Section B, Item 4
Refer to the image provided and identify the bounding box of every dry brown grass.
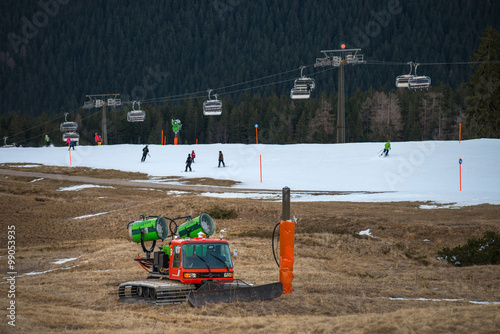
[0,167,499,333]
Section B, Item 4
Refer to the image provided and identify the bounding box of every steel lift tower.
[83,94,121,145]
[315,45,364,143]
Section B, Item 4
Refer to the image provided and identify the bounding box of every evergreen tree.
[464,26,500,138]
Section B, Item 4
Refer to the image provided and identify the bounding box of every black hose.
[168,218,178,237]
[140,233,156,256]
[164,216,191,237]
[272,222,281,268]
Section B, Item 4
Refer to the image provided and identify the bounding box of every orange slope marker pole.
[161,130,164,145]
[459,123,461,144]
[259,154,262,183]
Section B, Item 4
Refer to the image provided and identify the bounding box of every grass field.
[0,165,499,333]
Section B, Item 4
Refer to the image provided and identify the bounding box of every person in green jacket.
[44,135,51,147]
[382,140,391,157]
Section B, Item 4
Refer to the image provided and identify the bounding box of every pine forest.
[1,0,499,146]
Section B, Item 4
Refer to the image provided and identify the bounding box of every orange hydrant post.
[279,220,295,294]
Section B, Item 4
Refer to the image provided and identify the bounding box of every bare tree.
[419,91,441,140]
[364,91,402,141]
[307,98,334,142]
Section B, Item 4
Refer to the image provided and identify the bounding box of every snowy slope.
[1,139,499,206]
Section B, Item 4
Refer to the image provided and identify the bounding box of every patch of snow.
[29,177,44,182]
[57,184,114,191]
[73,211,110,220]
[52,257,79,264]
[201,191,279,200]
[358,229,377,238]
[382,296,500,305]
[19,265,79,277]
[17,164,40,168]
[419,203,461,209]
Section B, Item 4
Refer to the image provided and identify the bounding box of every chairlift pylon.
[127,101,146,122]
[60,113,78,132]
[203,89,222,116]
[290,66,315,100]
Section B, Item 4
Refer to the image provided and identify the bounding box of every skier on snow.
[66,136,75,150]
[382,140,391,157]
[191,150,196,163]
[185,153,193,172]
[141,145,149,162]
[218,151,225,167]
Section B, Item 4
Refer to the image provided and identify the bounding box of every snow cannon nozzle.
[177,213,215,239]
[128,216,169,243]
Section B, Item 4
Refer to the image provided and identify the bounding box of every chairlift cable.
[3,105,81,143]
[134,63,320,105]
[365,59,500,66]
[6,58,494,144]
[217,65,335,97]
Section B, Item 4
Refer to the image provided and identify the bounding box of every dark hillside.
[1,0,498,116]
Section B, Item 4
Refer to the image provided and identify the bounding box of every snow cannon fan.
[127,216,169,254]
[176,213,215,239]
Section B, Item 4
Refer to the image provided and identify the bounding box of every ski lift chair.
[290,66,315,100]
[294,77,316,91]
[3,136,16,148]
[408,76,431,90]
[290,88,311,99]
[315,57,331,67]
[408,64,431,90]
[108,98,122,107]
[203,90,222,116]
[62,131,80,143]
[60,113,78,132]
[127,101,146,122]
[331,56,341,66]
[83,101,95,109]
[395,62,414,88]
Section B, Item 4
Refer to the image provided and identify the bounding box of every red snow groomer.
[118,214,283,306]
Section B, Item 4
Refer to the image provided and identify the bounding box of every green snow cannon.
[172,119,182,133]
[128,216,169,243]
[177,213,215,239]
